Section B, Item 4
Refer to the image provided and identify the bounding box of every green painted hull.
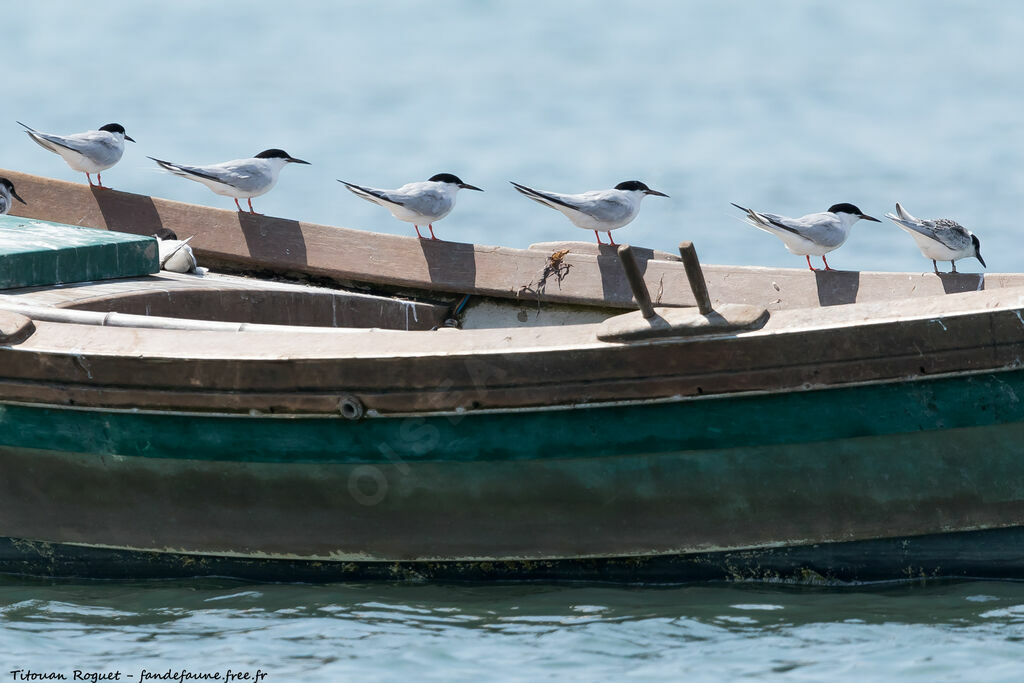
[1,369,1023,580]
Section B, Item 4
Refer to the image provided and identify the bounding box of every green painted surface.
[0,369,1021,464]
[0,214,158,289]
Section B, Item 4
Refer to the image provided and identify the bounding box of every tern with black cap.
[509,180,668,245]
[885,202,985,274]
[338,173,483,240]
[149,149,310,214]
[731,202,881,271]
[18,121,135,189]
[0,178,26,215]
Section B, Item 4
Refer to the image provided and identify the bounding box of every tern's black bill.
[124,135,136,143]
[860,214,881,222]
[11,188,26,204]
[288,157,311,165]
[645,189,669,197]
[458,183,483,191]
[977,253,987,268]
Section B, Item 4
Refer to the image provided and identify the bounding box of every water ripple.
[4,578,1024,679]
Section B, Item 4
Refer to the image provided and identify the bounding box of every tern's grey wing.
[510,183,577,211]
[394,187,451,217]
[50,130,121,165]
[569,194,634,223]
[157,159,266,193]
[150,157,256,192]
[24,130,78,154]
[340,181,408,208]
[207,160,272,193]
[151,158,226,183]
[920,218,972,251]
[514,184,633,223]
[770,212,846,248]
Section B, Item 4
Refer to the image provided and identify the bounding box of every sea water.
[3,1,1024,679]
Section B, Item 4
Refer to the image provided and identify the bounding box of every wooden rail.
[3,169,1020,311]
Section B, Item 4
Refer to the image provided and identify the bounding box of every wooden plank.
[5,169,1023,310]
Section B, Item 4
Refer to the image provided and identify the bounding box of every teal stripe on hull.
[0,369,1022,464]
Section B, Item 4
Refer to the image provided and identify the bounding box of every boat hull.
[3,526,1023,583]
[2,369,1024,580]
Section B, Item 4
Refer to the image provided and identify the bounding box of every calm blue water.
[3,577,1024,681]
[5,1,1024,678]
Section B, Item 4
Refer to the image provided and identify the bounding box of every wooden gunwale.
[1,286,1023,413]
[3,169,1019,312]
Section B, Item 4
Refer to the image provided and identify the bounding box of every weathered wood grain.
[4,169,1023,310]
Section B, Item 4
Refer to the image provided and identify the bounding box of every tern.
[338,173,483,240]
[149,149,310,214]
[509,180,668,245]
[0,178,26,215]
[18,121,135,189]
[156,234,198,274]
[885,202,985,274]
[731,202,881,271]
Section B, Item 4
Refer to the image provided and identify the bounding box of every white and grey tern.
[731,202,881,271]
[338,173,483,240]
[149,149,310,214]
[18,121,134,189]
[0,178,26,215]
[510,180,668,245]
[885,202,985,274]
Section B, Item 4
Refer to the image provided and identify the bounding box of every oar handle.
[616,245,656,319]
[678,241,713,315]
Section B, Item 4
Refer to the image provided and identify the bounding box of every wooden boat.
[2,169,1024,583]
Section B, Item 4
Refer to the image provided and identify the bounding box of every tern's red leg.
[822,255,834,271]
[932,260,940,275]
[607,231,617,246]
[247,198,262,215]
[414,225,425,239]
[96,173,105,189]
[234,198,244,212]
[805,255,818,271]
[428,224,439,241]
[594,230,605,245]
[86,173,95,187]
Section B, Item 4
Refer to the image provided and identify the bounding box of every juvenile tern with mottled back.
[149,149,310,214]
[510,180,668,245]
[0,178,26,215]
[731,202,880,271]
[885,202,985,274]
[18,121,134,188]
[338,173,483,240]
